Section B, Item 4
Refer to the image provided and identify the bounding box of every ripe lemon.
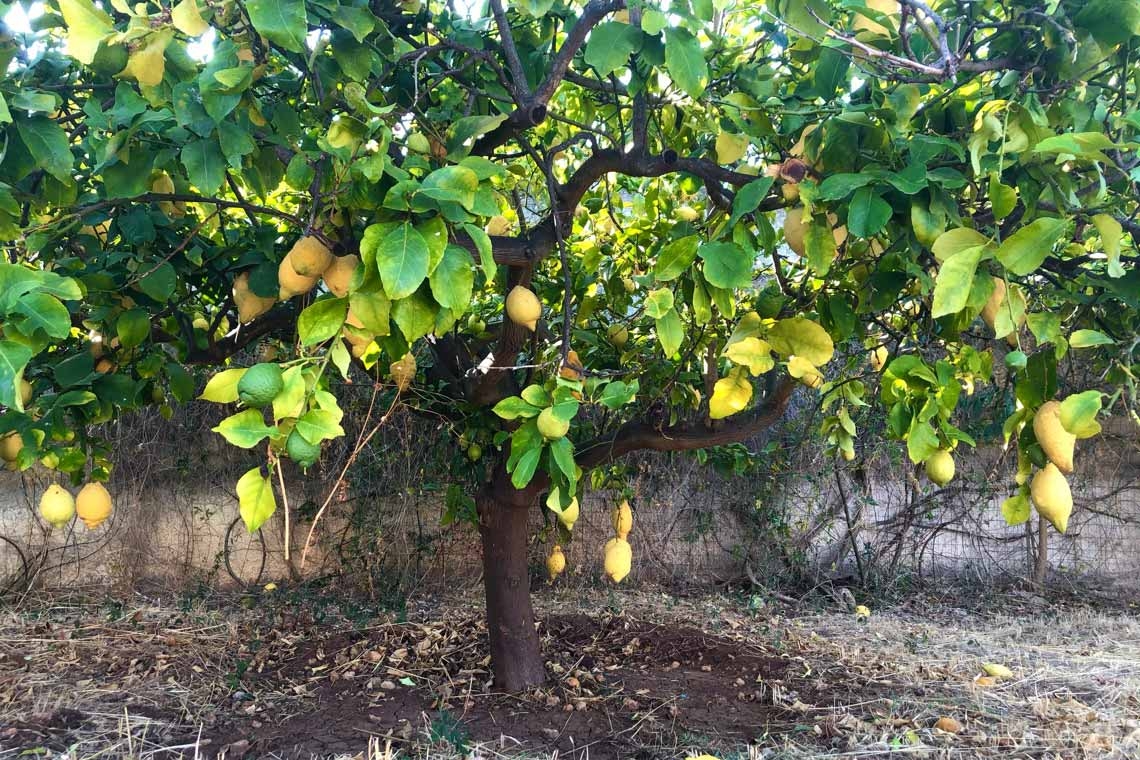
[287,236,333,277]
[233,271,276,323]
[612,500,633,538]
[505,286,541,331]
[556,497,579,530]
[40,484,75,529]
[546,545,566,579]
[322,254,359,298]
[1033,400,1075,474]
[237,363,284,408]
[278,255,318,300]
[603,537,632,583]
[980,277,1006,333]
[925,449,955,486]
[0,431,22,462]
[76,482,113,529]
[1031,463,1072,532]
[783,207,807,256]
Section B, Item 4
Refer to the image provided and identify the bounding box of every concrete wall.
[1,409,1137,594]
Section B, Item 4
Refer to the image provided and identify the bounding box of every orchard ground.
[2,582,1139,759]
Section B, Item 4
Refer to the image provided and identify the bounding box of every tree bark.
[477,472,546,691]
[1033,515,1049,586]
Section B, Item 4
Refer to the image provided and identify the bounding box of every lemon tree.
[2,0,1138,689]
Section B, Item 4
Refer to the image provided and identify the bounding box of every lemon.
[603,537,632,583]
[322,254,359,298]
[1033,400,1075,474]
[556,497,579,530]
[612,500,633,539]
[536,407,569,440]
[925,449,955,486]
[505,286,541,331]
[980,276,1006,333]
[1031,462,1072,533]
[19,379,32,407]
[0,432,22,462]
[278,255,319,300]
[783,207,807,256]
[237,363,284,408]
[76,482,113,529]
[40,484,76,529]
[607,324,629,348]
[546,545,566,580]
[286,429,321,468]
[287,236,334,277]
[233,271,276,323]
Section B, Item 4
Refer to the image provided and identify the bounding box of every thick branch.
[576,378,797,470]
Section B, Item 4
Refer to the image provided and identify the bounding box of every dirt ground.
[2,582,1139,759]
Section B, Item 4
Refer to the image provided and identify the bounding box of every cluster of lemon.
[233,235,359,324]
[39,482,113,531]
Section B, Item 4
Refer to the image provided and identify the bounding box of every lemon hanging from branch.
[505,286,541,331]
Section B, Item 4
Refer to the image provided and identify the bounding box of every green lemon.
[237,363,284,408]
[286,429,321,468]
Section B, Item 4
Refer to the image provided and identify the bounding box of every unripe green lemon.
[537,407,569,440]
[286,429,321,468]
[237,363,284,408]
[925,449,955,486]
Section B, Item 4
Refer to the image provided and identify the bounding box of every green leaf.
[847,186,892,238]
[58,0,114,64]
[728,177,774,228]
[418,165,479,210]
[116,309,151,349]
[390,290,436,342]
[15,116,72,183]
[137,261,177,302]
[493,396,541,420]
[181,138,226,195]
[906,420,940,464]
[348,287,391,336]
[598,379,638,410]
[376,223,430,300]
[812,45,850,100]
[1001,493,1031,526]
[1091,214,1125,278]
[236,467,277,532]
[511,446,542,489]
[1075,0,1140,46]
[199,368,246,403]
[15,293,71,339]
[271,366,306,420]
[996,218,1066,276]
[1069,329,1114,348]
[548,436,576,483]
[817,173,874,201]
[294,409,345,444]
[0,340,33,410]
[654,235,699,281]
[429,245,474,313]
[213,409,276,448]
[804,220,838,276]
[1026,312,1062,346]
[931,227,989,263]
[1059,390,1103,438]
[988,173,1017,220]
[699,241,752,289]
[664,28,708,99]
[246,0,308,53]
[462,223,496,285]
[584,21,641,76]
[644,288,675,319]
[932,246,984,318]
[298,297,348,346]
[656,307,684,357]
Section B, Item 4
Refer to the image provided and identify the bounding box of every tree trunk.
[477,474,546,691]
[1033,515,1049,586]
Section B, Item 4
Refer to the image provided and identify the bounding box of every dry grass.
[2,584,1138,759]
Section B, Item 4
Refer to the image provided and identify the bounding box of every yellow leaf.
[715,131,749,164]
[58,0,114,64]
[171,0,210,37]
[982,663,1013,679]
[767,317,834,366]
[786,355,823,388]
[724,337,774,376]
[121,29,174,88]
[724,311,764,348]
[709,368,752,419]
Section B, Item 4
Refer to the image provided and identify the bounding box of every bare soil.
[2,585,1139,759]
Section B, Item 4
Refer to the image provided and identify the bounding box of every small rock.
[622,697,640,711]
[935,716,963,734]
[541,727,560,740]
[223,739,250,758]
[364,650,383,663]
[380,680,397,691]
